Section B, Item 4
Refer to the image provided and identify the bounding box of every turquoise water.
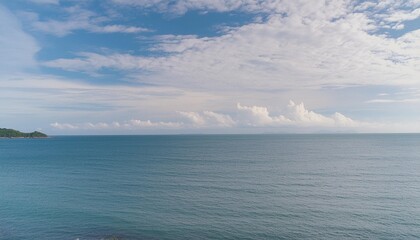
[1,134,420,239]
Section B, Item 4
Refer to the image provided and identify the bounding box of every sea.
[1,134,420,239]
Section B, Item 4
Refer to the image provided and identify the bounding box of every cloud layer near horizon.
[50,100,382,132]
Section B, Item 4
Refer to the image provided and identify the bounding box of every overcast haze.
[1,0,419,134]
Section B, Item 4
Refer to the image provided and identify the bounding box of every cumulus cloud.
[51,100,370,131]
[236,101,359,128]
[236,103,291,126]
[178,111,236,127]
[50,122,78,130]
[286,101,333,124]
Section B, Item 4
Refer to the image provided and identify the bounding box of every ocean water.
[1,134,420,239]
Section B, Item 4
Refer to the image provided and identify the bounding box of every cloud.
[27,6,150,36]
[358,1,420,29]
[43,52,149,72]
[366,88,420,103]
[128,119,182,128]
[0,5,39,74]
[236,101,359,128]
[109,0,356,18]
[111,0,420,30]
[236,103,291,126]
[44,1,420,90]
[287,101,335,125]
[50,122,78,130]
[178,111,236,127]
[94,24,149,33]
[177,111,206,125]
[366,98,420,103]
[29,0,59,4]
[51,100,369,131]
[0,72,226,132]
[110,0,255,15]
[51,119,182,130]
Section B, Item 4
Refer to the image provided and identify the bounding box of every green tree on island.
[0,128,47,138]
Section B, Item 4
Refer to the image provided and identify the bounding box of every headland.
[0,128,48,138]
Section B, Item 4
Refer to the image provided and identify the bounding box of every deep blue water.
[1,134,420,239]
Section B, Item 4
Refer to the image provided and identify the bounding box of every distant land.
[0,128,48,138]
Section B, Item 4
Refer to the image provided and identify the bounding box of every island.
[0,128,48,138]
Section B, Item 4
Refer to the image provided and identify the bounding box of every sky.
[0,0,419,135]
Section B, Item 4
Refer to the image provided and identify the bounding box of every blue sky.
[0,0,419,134]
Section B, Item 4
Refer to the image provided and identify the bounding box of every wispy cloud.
[51,119,182,130]
[24,6,150,36]
[367,98,420,103]
[43,1,420,90]
[0,5,39,74]
[29,0,59,5]
[359,1,420,29]
[110,0,255,15]
[367,88,420,103]
[111,0,420,31]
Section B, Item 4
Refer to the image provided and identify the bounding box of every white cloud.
[51,119,182,130]
[178,111,235,127]
[0,5,39,74]
[110,0,420,28]
[44,1,420,90]
[367,98,420,103]
[286,101,332,124]
[237,103,291,126]
[236,101,360,128]
[366,88,420,103]
[178,111,206,125]
[110,0,255,15]
[360,1,420,29]
[43,52,148,72]
[203,111,236,127]
[110,0,354,18]
[50,122,78,130]
[51,100,375,131]
[385,8,420,23]
[94,24,149,33]
[0,72,225,131]
[29,0,59,4]
[127,119,182,128]
[27,6,150,36]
